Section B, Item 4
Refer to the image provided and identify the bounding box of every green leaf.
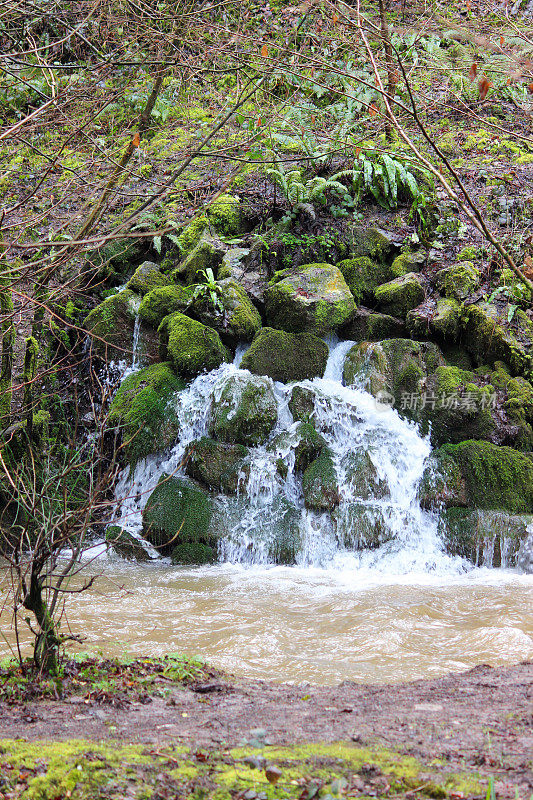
[153,236,162,254]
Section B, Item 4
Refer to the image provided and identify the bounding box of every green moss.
[158,312,230,377]
[460,302,532,376]
[348,225,394,262]
[193,278,262,345]
[171,541,217,564]
[457,246,481,262]
[126,260,173,295]
[374,273,425,317]
[240,328,329,383]
[390,251,421,277]
[206,194,244,236]
[437,261,480,301]
[83,289,139,358]
[302,448,339,510]
[438,507,530,566]
[139,284,194,328]
[438,440,533,514]
[105,526,152,561]
[336,256,393,303]
[210,373,278,446]
[176,237,224,284]
[185,437,248,493]
[85,238,146,283]
[176,215,208,256]
[108,362,185,467]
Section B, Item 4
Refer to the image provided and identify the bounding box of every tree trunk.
[23,574,60,674]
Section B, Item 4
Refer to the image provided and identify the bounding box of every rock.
[85,238,147,284]
[158,312,230,377]
[374,273,425,318]
[185,437,248,494]
[210,373,277,446]
[207,194,245,236]
[174,233,226,284]
[336,257,393,304]
[342,450,388,500]
[433,440,533,515]
[142,476,217,564]
[288,385,317,423]
[105,526,154,561]
[334,504,394,549]
[218,247,250,280]
[269,422,327,472]
[437,261,481,301]
[108,362,185,467]
[240,328,328,383]
[302,448,339,510]
[438,508,532,566]
[460,301,532,376]
[492,364,533,450]
[84,289,158,362]
[390,250,425,276]
[347,225,395,262]
[418,451,469,509]
[139,284,194,328]
[407,298,461,342]
[517,525,533,573]
[341,308,406,341]
[343,341,391,396]
[127,261,172,295]
[264,263,355,335]
[192,278,262,345]
[176,216,209,257]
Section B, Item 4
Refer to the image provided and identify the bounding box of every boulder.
[85,237,147,284]
[84,289,158,362]
[240,328,328,383]
[341,307,406,341]
[302,448,339,510]
[374,273,425,317]
[342,450,388,500]
[407,298,461,342]
[460,301,532,376]
[176,216,208,257]
[347,225,395,262]
[264,263,355,335]
[269,422,327,472]
[105,526,154,561]
[334,504,394,550]
[158,312,230,377]
[108,362,185,467]
[210,373,277,446]
[174,233,225,284]
[139,284,194,328]
[437,261,481,301]
[438,508,532,567]
[218,247,250,280]
[336,257,393,304]
[185,437,248,494]
[390,250,425,276]
[127,261,172,295]
[142,476,218,564]
[207,194,245,236]
[192,278,262,345]
[288,385,317,423]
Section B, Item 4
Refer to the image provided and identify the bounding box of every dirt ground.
[1,661,531,797]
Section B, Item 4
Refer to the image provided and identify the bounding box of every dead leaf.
[469,62,478,81]
[261,44,268,58]
[132,132,140,147]
[478,77,492,100]
[265,766,282,784]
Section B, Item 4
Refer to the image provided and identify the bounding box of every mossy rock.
[142,476,217,561]
[176,215,208,256]
[185,437,248,494]
[171,541,217,565]
[460,301,532,377]
[437,261,481,301]
[407,298,461,342]
[240,328,328,383]
[374,273,425,318]
[218,247,250,280]
[158,312,230,377]
[105,526,153,561]
[269,421,327,473]
[347,225,395,262]
[497,268,532,307]
[174,235,225,284]
[192,278,262,345]
[84,289,157,362]
[342,450,388,500]
[334,504,394,550]
[302,448,339,510]
[85,238,147,284]
[435,440,533,514]
[264,263,355,335]
[207,194,244,237]
[139,284,194,328]
[336,257,393,304]
[496,367,533,449]
[288,385,317,423]
[341,307,406,341]
[418,451,469,510]
[108,362,185,467]
[343,341,391,396]
[210,373,278,446]
[390,250,425,277]
[127,261,173,296]
[438,508,531,566]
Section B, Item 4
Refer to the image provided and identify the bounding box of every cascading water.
[113,339,469,576]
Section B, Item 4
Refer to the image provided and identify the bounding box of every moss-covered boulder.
[142,476,217,564]
[176,216,208,257]
[390,250,425,277]
[302,448,339,510]
[460,301,532,376]
[218,247,250,280]
[431,441,533,515]
[84,289,158,361]
[491,363,533,449]
[336,257,393,304]
[108,362,185,467]
[342,450,388,500]
[334,504,394,550]
[185,437,248,494]
[105,526,154,561]
[288,385,317,423]
[85,238,147,284]
[174,234,225,284]
[341,307,406,341]
[240,328,328,383]
[207,194,244,236]
[347,225,395,262]
[158,312,230,377]
[407,298,461,342]
[374,273,425,317]
[192,278,261,346]
[438,508,531,567]
[210,373,277,446]
[264,263,355,335]
[269,421,326,473]
[127,261,172,296]
[437,261,481,301]
[139,284,194,328]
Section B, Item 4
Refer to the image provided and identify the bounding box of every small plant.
[188,268,225,315]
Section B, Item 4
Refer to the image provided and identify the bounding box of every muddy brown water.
[1,558,532,685]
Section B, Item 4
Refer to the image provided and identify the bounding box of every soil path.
[1,662,532,795]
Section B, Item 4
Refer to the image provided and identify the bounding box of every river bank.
[0,658,531,799]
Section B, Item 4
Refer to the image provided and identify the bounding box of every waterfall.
[113,340,469,576]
